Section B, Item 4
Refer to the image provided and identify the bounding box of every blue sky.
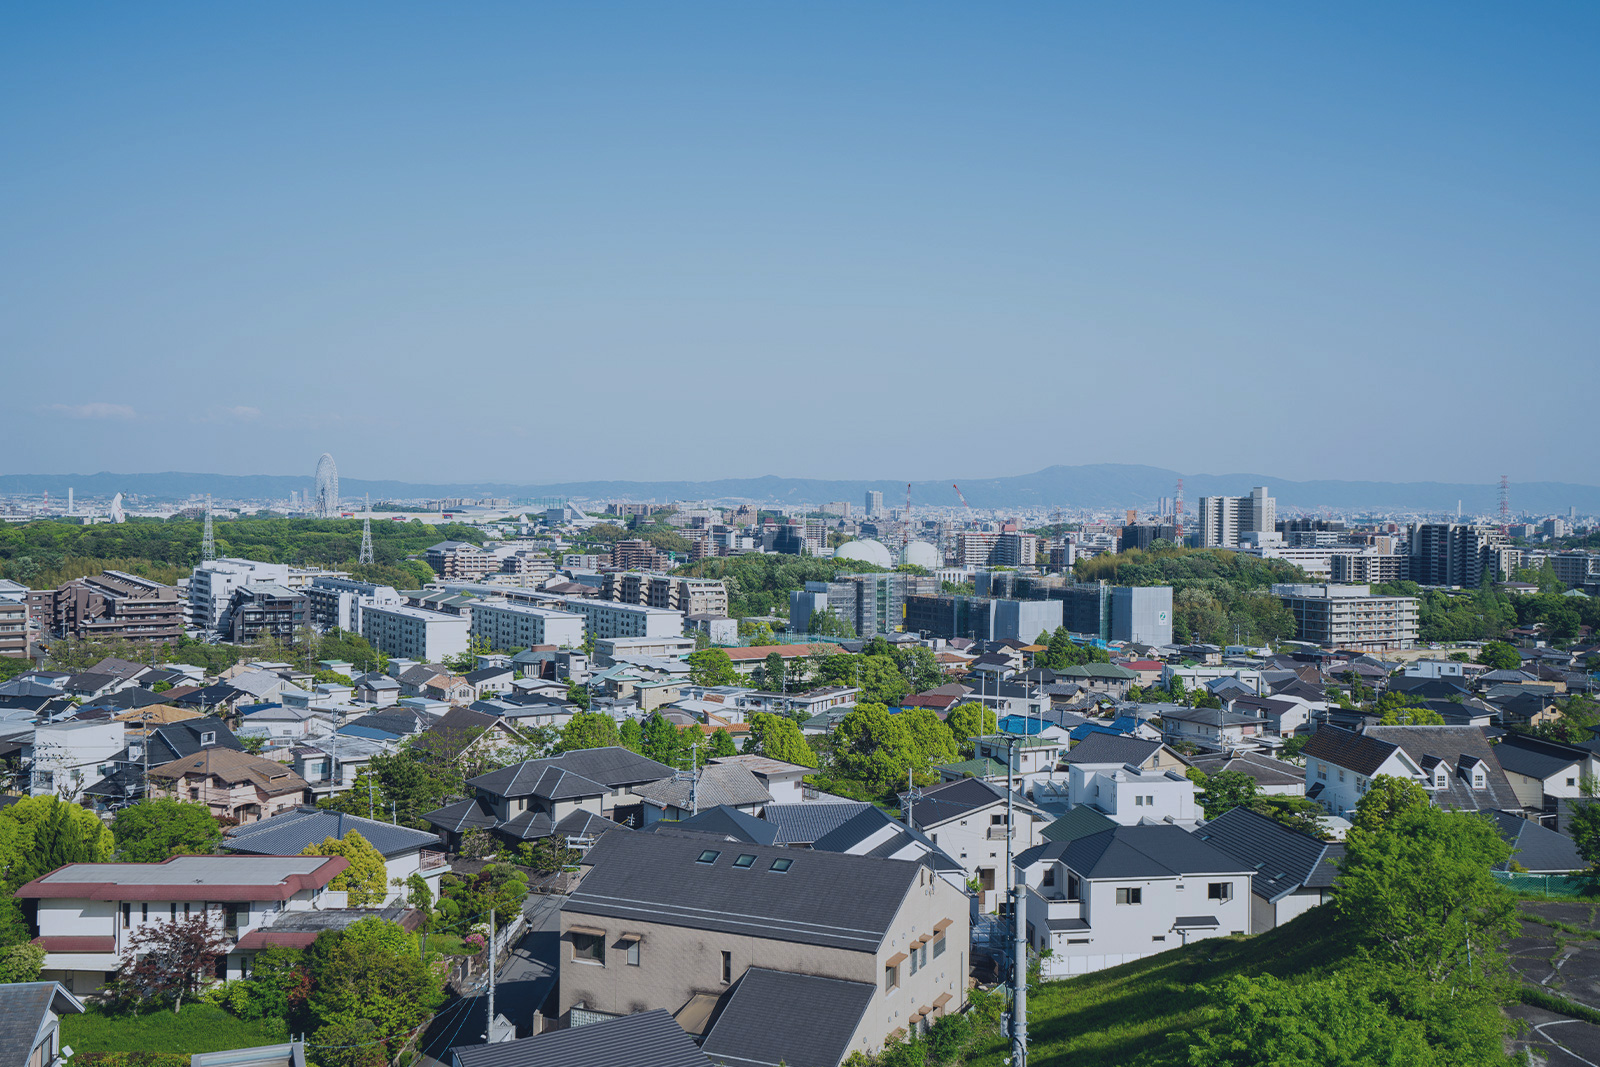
[3,3,1596,486]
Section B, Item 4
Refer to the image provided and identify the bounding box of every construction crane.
[953,483,974,517]
[905,483,912,517]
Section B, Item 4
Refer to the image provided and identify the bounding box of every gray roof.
[700,968,876,1067]
[1486,811,1585,873]
[0,982,82,1067]
[467,747,672,798]
[1186,751,1306,791]
[1493,735,1586,783]
[810,805,965,875]
[657,805,780,846]
[1038,806,1118,844]
[224,807,441,858]
[760,802,872,845]
[1192,807,1344,904]
[1364,725,1521,813]
[452,1008,709,1067]
[903,777,1029,830]
[1056,824,1250,880]
[564,830,920,953]
[633,763,772,811]
[1063,733,1164,767]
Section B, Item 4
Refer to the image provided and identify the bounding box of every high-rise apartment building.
[1273,583,1419,651]
[1198,487,1275,548]
[788,573,938,636]
[33,571,186,643]
[865,490,884,518]
[1407,524,1517,587]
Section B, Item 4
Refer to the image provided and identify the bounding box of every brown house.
[147,749,308,823]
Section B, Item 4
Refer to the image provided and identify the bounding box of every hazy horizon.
[5,5,1596,485]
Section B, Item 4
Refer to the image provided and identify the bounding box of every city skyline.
[5,5,1597,483]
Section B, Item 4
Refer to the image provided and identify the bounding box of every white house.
[1301,724,1522,818]
[903,777,1048,913]
[223,808,448,905]
[1066,764,1199,826]
[1192,806,1344,932]
[16,854,351,995]
[708,753,812,805]
[1015,824,1253,977]
[27,720,125,798]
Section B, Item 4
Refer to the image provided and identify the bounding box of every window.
[991,813,1006,825]
[697,850,721,864]
[1317,763,1327,780]
[933,933,946,958]
[141,903,148,922]
[626,940,640,966]
[909,950,919,976]
[1152,935,1166,942]
[1569,778,1578,788]
[733,854,756,869]
[1338,768,1345,782]
[572,932,605,964]
[201,731,216,745]
[920,943,928,967]
[1042,867,1056,887]
[1135,796,1145,807]
[721,951,732,984]
[121,903,131,929]
[770,858,792,873]
[1146,795,1154,805]
[885,963,900,992]
[170,904,178,920]
[1116,887,1142,906]
[1208,882,1233,902]
[1066,872,1081,901]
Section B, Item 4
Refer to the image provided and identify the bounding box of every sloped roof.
[1063,733,1162,767]
[1494,734,1585,782]
[1301,726,1399,777]
[1192,807,1342,904]
[810,805,964,875]
[1186,751,1306,791]
[468,747,673,797]
[701,969,875,1067]
[1365,725,1520,812]
[1485,810,1584,873]
[424,797,499,834]
[1039,806,1118,844]
[148,748,306,796]
[452,1008,709,1067]
[224,807,440,858]
[0,982,82,1066]
[633,763,772,811]
[411,706,509,760]
[1058,824,1249,880]
[760,802,872,845]
[902,777,1019,830]
[656,805,779,846]
[564,831,920,952]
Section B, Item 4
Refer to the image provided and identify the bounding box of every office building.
[788,573,938,636]
[1272,583,1419,652]
[32,571,186,643]
[470,599,586,651]
[189,558,289,634]
[865,489,884,517]
[1198,487,1275,548]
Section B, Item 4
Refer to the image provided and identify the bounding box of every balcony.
[420,849,448,872]
[986,826,1010,840]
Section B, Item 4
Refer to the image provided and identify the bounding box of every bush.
[77,1054,190,1067]
[924,1013,973,1062]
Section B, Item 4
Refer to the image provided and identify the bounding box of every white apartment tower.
[1198,486,1275,548]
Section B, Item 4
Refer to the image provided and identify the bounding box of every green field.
[62,1004,289,1055]
[960,910,1351,1067]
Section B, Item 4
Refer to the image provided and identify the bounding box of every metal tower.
[1499,475,1511,534]
[359,494,374,565]
[1174,478,1185,541]
[201,494,216,562]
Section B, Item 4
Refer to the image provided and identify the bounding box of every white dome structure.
[836,538,894,568]
[901,541,940,569]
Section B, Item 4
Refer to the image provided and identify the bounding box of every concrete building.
[360,603,471,663]
[469,600,585,652]
[303,577,402,633]
[609,540,673,572]
[190,559,289,635]
[602,572,729,616]
[1119,524,1179,553]
[31,571,185,643]
[0,595,28,657]
[424,541,497,579]
[594,635,698,666]
[227,584,309,645]
[865,489,884,517]
[789,573,939,637]
[1329,550,1410,585]
[903,595,1063,643]
[1198,487,1275,548]
[29,719,125,798]
[1408,523,1517,587]
[1111,586,1174,647]
[554,597,683,640]
[1272,583,1419,651]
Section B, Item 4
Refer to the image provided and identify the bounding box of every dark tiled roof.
[224,807,441,858]
[1038,806,1117,844]
[811,805,964,875]
[1301,726,1398,777]
[1493,735,1585,783]
[760,802,872,845]
[0,982,81,1067]
[634,764,771,811]
[1192,807,1342,904]
[412,707,505,760]
[1063,733,1161,767]
[468,747,673,797]
[1485,811,1584,873]
[463,666,513,684]
[1186,751,1305,790]
[1059,825,1249,880]
[902,778,1017,830]
[659,805,779,845]
[563,830,919,952]
[1365,726,1520,813]
[424,798,499,833]
[453,1008,710,1067]
[701,969,875,1067]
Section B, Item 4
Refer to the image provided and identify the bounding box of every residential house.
[635,762,772,823]
[1014,824,1253,977]
[352,673,401,705]
[27,720,124,799]
[421,673,476,704]
[760,802,873,847]
[462,666,514,699]
[1056,663,1137,699]
[901,777,1047,912]
[1191,807,1344,932]
[1302,725,1522,818]
[1484,810,1584,874]
[560,831,969,1063]
[17,854,350,995]
[147,749,308,823]
[0,982,83,1067]
[423,747,673,849]
[1185,751,1306,797]
[450,1009,710,1067]
[1157,705,1269,752]
[707,754,812,804]
[1064,762,1199,827]
[85,717,246,808]
[235,706,335,753]
[410,707,529,769]
[223,807,447,903]
[1493,734,1593,822]
[810,804,969,896]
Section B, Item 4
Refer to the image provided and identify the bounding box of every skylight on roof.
[770,857,793,873]
[733,854,756,868]
[697,850,721,864]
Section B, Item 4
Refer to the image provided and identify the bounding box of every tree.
[306,919,443,1067]
[117,914,231,1012]
[0,942,44,983]
[708,728,739,758]
[834,703,920,795]
[0,796,115,886]
[746,713,817,767]
[565,679,591,709]
[1477,641,1522,671]
[110,799,222,862]
[897,707,959,768]
[687,647,740,687]
[763,652,787,694]
[553,711,620,753]
[807,608,856,638]
[1372,690,1443,725]
[855,655,910,707]
[893,646,945,694]
[1568,801,1600,874]
[945,702,997,755]
[1350,774,1431,835]
[301,831,389,907]
[520,834,581,874]
[1195,770,1258,819]
[1334,805,1515,984]
[641,713,686,768]
[619,716,643,752]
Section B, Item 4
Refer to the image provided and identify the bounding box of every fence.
[1494,872,1595,899]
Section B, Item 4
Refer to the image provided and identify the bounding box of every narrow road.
[415,893,566,1067]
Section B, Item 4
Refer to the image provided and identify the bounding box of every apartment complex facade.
[790,573,938,636]
[1407,523,1518,588]
[600,572,729,616]
[469,599,586,651]
[1273,583,1419,651]
[302,576,402,633]
[30,571,185,643]
[360,603,471,662]
[1198,487,1275,548]
[189,558,289,634]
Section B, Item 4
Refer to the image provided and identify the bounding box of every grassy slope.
[962,909,1353,1067]
[62,1004,289,1054]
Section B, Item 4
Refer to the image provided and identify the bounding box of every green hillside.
[961,910,1354,1067]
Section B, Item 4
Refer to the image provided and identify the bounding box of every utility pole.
[1007,732,1028,1067]
[486,907,496,1043]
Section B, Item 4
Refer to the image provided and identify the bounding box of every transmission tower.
[1499,475,1511,534]
[358,494,375,565]
[1173,478,1185,541]
[201,494,216,562]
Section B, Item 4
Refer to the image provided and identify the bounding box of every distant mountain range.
[0,465,1594,515]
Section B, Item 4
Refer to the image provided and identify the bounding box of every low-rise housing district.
[1,476,1598,1065]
